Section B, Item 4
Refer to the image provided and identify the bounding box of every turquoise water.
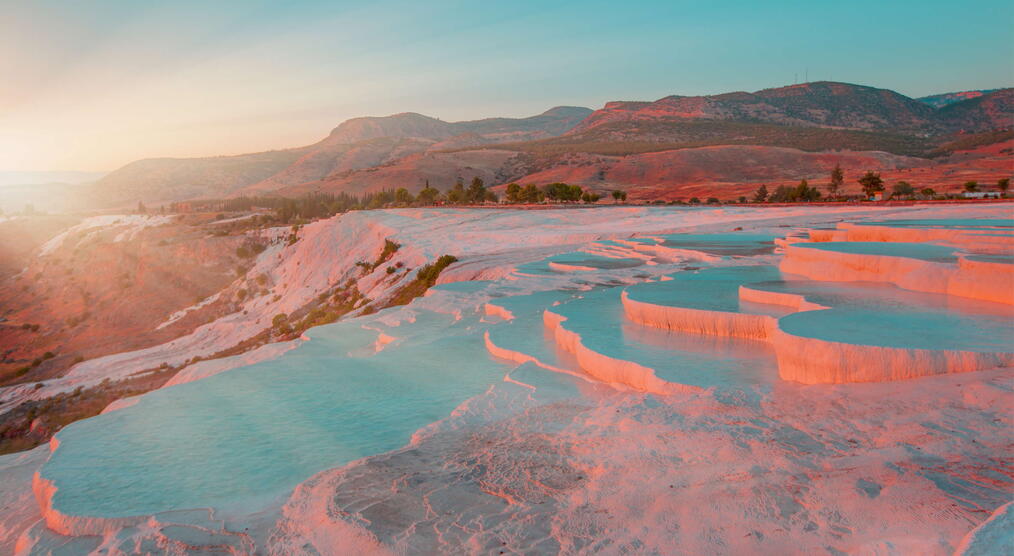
[41,308,513,518]
[659,233,778,257]
[856,218,1014,230]
[965,254,1014,264]
[486,289,580,320]
[550,287,779,388]
[746,281,1014,351]
[486,291,582,371]
[794,241,959,262]
[625,266,787,315]
[515,252,644,275]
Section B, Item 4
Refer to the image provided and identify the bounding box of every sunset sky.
[2,0,1011,174]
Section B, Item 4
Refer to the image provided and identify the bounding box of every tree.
[466,177,487,204]
[963,180,979,192]
[689,197,701,204]
[581,192,601,203]
[858,171,885,199]
[768,185,793,203]
[543,182,583,202]
[366,190,394,209]
[753,184,768,203]
[920,187,936,198]
[394,188,414,205]
[998,178,1010,197]
[706,197,720,205]
[417,183,440,205]
[137,201,147,214]
[793,179,821,202]
[611,190,627,203]
[769,181,820,203]
[521,184,544,203]
[828,163,844,198]
[892,181,915,199]
[446,178,466,204]
[505,183,522,204]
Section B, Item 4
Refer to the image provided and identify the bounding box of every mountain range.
[85,82,1013,206]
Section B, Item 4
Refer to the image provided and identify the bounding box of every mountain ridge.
[86,82,1013,207]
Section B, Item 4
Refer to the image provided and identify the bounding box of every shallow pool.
[551,287,779,388]
[40,308,513,519]
[659,233,779,257]
[793,241,959,263]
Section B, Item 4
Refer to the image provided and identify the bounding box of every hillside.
[918,89,1000,108]
[89,107,592,207]
[86,83,1012,207]
[88,149,309,207]
[567,82,1012,137]
[570,82,940,134]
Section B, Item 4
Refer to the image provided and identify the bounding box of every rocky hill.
[86,82,1012,206]
[568,82,1012,137]
[89,107,592,206]
[918,89,1000,108]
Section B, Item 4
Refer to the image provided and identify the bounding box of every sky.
[1,0,1012,174]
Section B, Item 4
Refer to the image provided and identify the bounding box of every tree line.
[166,178,628,223]
[751,163,1011,203]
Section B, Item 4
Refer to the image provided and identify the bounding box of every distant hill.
[933,88,1014,133]
[91,107,591,206]
[89,149,310,207]
[85,82,1013,206]
[568,82,1012,137]
[918,89,1000,108]
[570,82,939,134]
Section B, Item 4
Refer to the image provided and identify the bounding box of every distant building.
[962,191,1001,199]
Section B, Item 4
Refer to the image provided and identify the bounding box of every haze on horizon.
[2,0,1011,174]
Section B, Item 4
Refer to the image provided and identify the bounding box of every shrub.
[892,181,915,199]
[386,255,459,308]
[377,240,400,265]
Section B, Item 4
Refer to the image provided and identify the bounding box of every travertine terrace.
[0,204,1011,555]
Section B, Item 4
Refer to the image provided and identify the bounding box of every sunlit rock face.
[1,205,1011,555]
